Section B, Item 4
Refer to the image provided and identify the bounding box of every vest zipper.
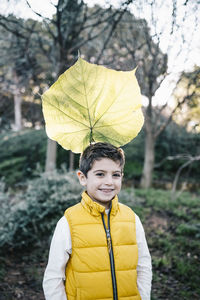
[101,209,118,300]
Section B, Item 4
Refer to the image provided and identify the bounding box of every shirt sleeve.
[43,216,72,300]
[135,214,152,300]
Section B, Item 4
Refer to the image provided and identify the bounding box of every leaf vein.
[43,96,89,129]
[93,75,133,127]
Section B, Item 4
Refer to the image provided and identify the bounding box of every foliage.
[0,171,82,251]
[0,130,47,185]
[173,66,200,133]
[122,130,144,181]
[121,188,200,299]
[155,121,200,182]
[0,94,14,132]
[1,124,199,188]
[0,181,10,226]
[105,11,168,96]
[0,129,79,186]
[176,223,200,238]
[42,57,144,153]
[0,15,45,115]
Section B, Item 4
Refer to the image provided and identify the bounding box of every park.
[0,0,200,299]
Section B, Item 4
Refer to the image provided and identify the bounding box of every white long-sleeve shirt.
[43,211,152,300]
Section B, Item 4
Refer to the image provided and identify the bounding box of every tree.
[173,67,200,133]
[0,15,43,131]
[0,0,134,171]
[2,0,199,182]
[139,0,200,188]
[20,0,134,171]
[93,11,168,188]
[113,0,200,188]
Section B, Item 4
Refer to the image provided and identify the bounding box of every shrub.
[0,181,10,227]
[0,130,47,185]
[0,129,80,186]
[176,223,200,238]
[0,171,82,251]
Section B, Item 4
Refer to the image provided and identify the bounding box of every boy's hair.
[79,142,125,176]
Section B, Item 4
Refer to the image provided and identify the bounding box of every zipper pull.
[106,229,110,238]
[106,229,111,253]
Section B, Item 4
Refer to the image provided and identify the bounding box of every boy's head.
[79,142,125,176]
[77,142,125,209]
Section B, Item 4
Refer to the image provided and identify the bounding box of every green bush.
[123,130,144,180]
[0,171,82,251]
[155,121,200,181]
[0,129,80,186]
[176,223,200,237]
[0,130,47,185]
[0,181,10,226]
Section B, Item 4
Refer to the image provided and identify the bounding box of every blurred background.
[0,0,199,299]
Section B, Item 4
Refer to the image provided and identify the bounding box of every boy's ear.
[77,170,87,186]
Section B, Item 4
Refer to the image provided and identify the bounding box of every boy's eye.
[113,173,121,177]
[96,172,104,177]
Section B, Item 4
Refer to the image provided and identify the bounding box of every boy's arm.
[43,216,72,300]
[135,214,152,300]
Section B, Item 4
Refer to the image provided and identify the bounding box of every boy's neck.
[86,191,112,210]
[91,197,112,210]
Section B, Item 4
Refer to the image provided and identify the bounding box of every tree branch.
[171,155,200,197]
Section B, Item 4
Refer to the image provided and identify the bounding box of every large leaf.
[42,58,144,153]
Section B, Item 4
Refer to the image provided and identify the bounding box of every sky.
[1,0,199,107]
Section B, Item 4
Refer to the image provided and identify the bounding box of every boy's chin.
[86,190,119,206]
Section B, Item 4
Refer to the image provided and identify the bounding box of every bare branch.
[0,16,26,39]
[95,10,126,63]
[154,154,193,168]
[26,0,54,23]
[171,155,200,197]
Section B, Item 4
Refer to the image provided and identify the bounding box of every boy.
[43,142,152,300]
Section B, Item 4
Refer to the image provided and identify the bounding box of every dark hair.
[79,142,125,176]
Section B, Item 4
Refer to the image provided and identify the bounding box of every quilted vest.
[64,191,141,300]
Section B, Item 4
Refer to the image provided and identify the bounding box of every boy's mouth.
[99,188,114,193]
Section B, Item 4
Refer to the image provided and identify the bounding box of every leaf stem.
[90,127,95,144]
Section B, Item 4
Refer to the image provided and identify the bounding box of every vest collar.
[81,191,119,217]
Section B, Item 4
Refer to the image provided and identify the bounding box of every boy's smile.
[77,158,123,209]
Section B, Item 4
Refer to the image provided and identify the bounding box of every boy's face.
[77,158,123,209]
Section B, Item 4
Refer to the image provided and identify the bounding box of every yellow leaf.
[42,58,144,153]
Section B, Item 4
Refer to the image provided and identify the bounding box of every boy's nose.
[105,175,113,185]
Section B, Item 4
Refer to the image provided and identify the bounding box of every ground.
[0,251,45,300]
[0,188,199,299]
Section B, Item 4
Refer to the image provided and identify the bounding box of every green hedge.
[0,130,46,185]
[0,129,80,185]
[0,171,82,251]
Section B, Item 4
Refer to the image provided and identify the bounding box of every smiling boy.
[43,142,152,300]
[78,157,122,209]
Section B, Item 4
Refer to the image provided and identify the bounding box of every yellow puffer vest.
[64,191,141,300]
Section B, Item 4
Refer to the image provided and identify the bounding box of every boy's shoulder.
[116,201,136,222]
[64,202,82,215]
[118,201,135,213]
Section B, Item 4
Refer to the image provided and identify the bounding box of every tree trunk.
[140,126,155,188]
[45,138,57,172]
[13,72,22,131]
[14,91,22,131]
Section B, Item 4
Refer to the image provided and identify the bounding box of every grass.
[120,188,200,300]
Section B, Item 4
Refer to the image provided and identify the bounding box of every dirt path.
[0,253,45,300]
